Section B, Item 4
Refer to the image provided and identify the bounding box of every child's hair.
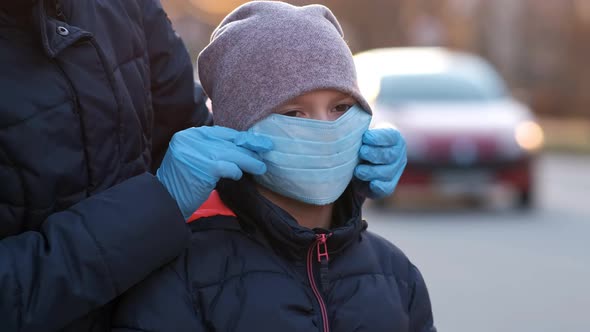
[197,1,372,131]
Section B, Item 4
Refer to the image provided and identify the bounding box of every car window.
[376,68,507,105]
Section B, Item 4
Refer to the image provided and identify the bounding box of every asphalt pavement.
[363,152,590,332]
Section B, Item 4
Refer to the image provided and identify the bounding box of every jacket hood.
[216,176,368,260]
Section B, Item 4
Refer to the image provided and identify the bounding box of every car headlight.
[515,121,544,152]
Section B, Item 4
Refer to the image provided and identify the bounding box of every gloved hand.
[354,128,408,199]
[156,126,273,219]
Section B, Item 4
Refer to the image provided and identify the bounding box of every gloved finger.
[195,126,272,152]
[213,160,245,180]
[362,128,403,147]
[354,163,403,182]
[368,180,396,199]
[220,147,268,175]
[196,125,242,141]
[187,126,272,152]
[359,144,406,165]
[170,138,267,177]
[234,132,273,153]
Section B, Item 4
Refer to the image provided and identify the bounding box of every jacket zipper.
[306,233,332,332]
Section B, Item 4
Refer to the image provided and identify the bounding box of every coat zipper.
[306,233,332,332]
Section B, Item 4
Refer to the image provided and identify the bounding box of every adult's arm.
[142,0,212,172]
[408,263,437,332]
[0,174,189,332]
[111,256,204,332]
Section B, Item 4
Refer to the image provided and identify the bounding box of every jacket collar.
[1,0,91,57]
[216,176,368,260]
[32,0,92,58]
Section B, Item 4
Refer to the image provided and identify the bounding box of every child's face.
[274,89,356,121]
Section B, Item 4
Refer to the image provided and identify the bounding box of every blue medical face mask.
[248,105,372,205]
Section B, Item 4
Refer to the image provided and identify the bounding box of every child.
[112,2,435,331]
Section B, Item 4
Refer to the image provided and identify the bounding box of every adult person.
[0,0,406,331]
[111,2,433,332]
[0,1,215,331]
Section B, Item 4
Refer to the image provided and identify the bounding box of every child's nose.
[310,110,333,121]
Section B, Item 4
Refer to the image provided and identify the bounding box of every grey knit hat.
[197,1,371,131]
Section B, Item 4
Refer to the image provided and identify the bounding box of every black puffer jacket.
[112,178,436,332]
[0,1,210,331]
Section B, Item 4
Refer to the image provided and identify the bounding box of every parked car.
[354,47,543,208]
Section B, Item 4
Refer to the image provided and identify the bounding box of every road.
[363,153,590,332]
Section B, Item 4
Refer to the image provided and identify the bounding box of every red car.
[354,47,543,208]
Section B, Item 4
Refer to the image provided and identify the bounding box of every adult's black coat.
[112,178,437,332]
[0,1,210,331]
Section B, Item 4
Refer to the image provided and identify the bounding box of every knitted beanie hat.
[197,1,371,131]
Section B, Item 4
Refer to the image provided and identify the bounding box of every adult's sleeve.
[111,259,205,332]
[142,0,212,173]
[0,173,189,332]
[408,263,437,332]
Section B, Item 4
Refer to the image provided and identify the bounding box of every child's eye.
[283,110,301,117]
[334,104,352,113]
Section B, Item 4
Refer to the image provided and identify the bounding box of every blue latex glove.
[156,126,273,219]
[354,128,408,199]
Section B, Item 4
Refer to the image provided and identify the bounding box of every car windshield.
[376,68,507,105]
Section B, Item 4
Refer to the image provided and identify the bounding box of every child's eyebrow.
[277,102,303,110]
